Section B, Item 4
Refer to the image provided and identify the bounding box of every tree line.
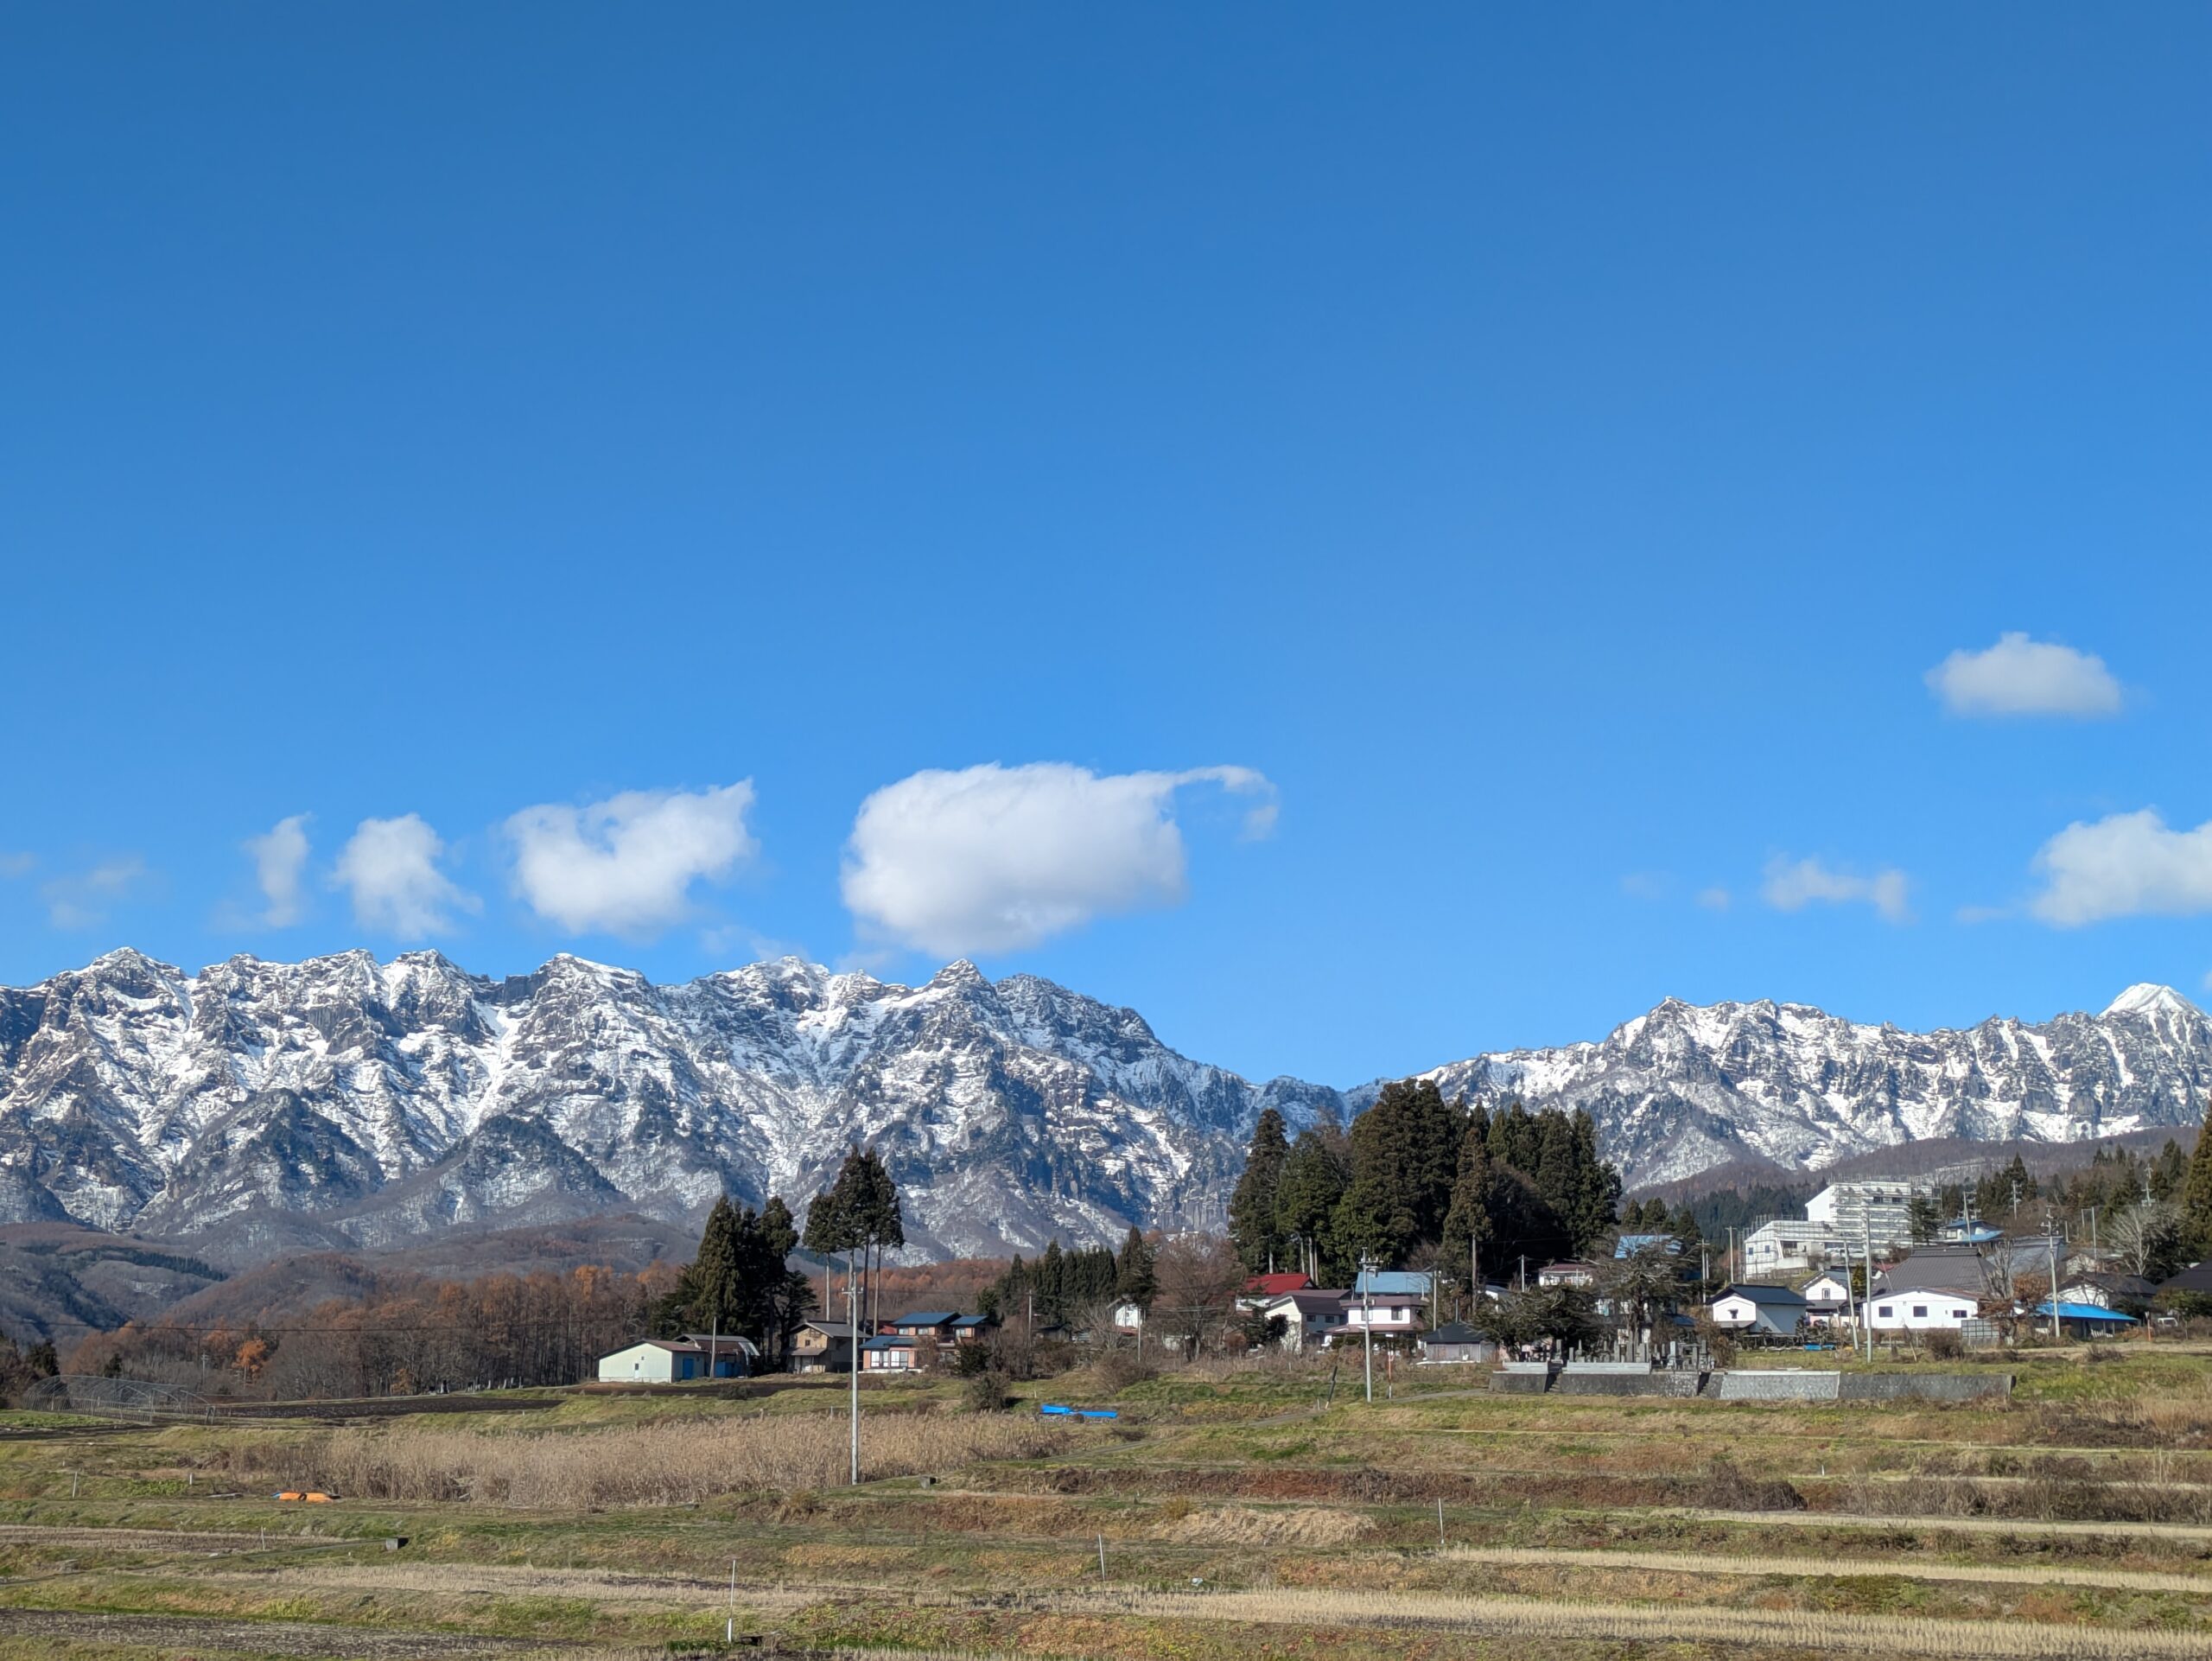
[1227,1080,1627,1287]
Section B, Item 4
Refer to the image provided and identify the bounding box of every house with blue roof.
[1353,1269,1436,1301]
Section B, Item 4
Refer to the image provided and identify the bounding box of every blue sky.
[3,9,2209,1086]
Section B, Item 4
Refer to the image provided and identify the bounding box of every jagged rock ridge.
[0,949,1339,1263]
[1408,983,2212,1186]
[3,950,2206,1261]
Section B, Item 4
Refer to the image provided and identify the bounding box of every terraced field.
[1,1346,2211,1658]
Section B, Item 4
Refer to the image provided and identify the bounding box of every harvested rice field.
[3,1346,2212,1659]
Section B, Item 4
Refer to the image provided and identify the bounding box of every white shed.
[598,1340,702,1384]
[1867,1290,1976,1332]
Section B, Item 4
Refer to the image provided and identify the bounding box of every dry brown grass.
[1155,1504,1374,1547]
[1038,1586,2212,1658]
[259,1413,1071,1506]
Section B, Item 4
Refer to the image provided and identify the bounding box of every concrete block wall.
[1707,1370,1842,1401]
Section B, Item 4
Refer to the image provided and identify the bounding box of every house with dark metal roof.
[1708,1283,1808,1337]
[1419,1321,1497,1365]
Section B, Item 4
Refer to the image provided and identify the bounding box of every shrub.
[1923,1329,1963,1360]
[964,1367,1012,1413]
[1088,1351,1157,1394]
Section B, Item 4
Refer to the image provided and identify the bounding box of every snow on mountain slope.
[3,951,2205,1262]
[0,950,1338,1263]
[1405,986,2211,1185]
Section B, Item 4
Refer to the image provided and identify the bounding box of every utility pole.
[1861,1218,1875,1364]
[2045,1215,2061,1343]
[847,1249,861,1486]
[1361,1254,1375,1404]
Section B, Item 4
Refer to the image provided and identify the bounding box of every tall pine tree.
[1274,1126,1348,1280]
[1440,1114,1496,1291]
[1227,1108,1291,1271]
[1116,1225,1158,1312]
[1331,1079,1462,1270]
[2183,1092,2212,1249]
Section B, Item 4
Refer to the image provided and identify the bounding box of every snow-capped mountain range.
[0,948,2206,1263]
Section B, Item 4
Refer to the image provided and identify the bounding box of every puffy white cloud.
[41,856,149,929]
[0,851,32,880]
[842,762,1275,956]
[243,815,312,927]
[506,782,758,938]
[1925,633,2123,718]
[1761,856,1910,924]
[2028,809,2212,926]
[1696,886,1732,911]
[333,815,476,936]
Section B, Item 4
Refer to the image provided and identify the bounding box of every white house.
[1338,1292,1425,1335]
[1799,1270,1853,1325]
[1261,1290,1351,1348]
[1741,1220,1840,1276]
[1866,1289,1976,1332]
[1709,1284,1808,1336]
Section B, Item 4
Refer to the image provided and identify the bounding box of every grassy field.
[2,1346,2212,1658]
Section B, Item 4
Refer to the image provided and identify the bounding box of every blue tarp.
[2033,1301,2136,1322]
[1039,1403,1119,1419]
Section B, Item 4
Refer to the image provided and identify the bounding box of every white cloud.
[1620,872,1669,901]
[842,761,1275,957]
[1925,633,2123,718]
[333,815,476,936]
[506,782,758,938]
[2028,809,2212,926]
[41,856,149,929]
[243,814,312,927]
[1696,886,1732,911]
[1761,856,1911,924]
[0,851,33,880]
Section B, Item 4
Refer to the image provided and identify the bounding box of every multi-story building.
[1805,1181,1921,1249]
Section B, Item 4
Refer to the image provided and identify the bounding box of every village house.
[1339,1290,1426,1336]
[861,1334,921,1371]
[595,1334,758,1384]
[1866,1289,1977,1331]
[1237,1271,1315,1310]
[1741,1219,1840,1276]
[1535,1260,1597,1288]
[1801,1270,1854,1325]
[1260,1289,1352,1348]
[790,1320,858,1373]
[2060,1271,2157,1313]
[1708,1283,1808,1337]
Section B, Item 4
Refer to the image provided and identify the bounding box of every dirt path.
[1440,1543,2212,1594]
[1666,1505,2212,1541]
[0,1605,572,1657]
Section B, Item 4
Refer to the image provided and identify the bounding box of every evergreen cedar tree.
[1230,1083,1626,1286]
[656,1193,815,1364]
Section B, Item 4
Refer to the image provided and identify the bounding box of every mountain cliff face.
[1411,983,2212,1186]
[0,949,1338,1263]
[2,949,2206,1263]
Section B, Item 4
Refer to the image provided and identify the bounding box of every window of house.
[1877,1305,1893,1318]
[1911,1306,1928,1319]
